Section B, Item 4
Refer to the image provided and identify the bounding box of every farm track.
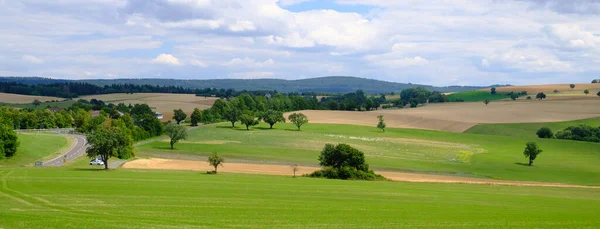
[122,158,600,189]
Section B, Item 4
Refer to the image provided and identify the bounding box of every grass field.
[466,117,600,139]
[447,90,512,102]
[489,83,600,94]
[0,93,64,104]
[0,133,68,167]
[0,100,77,110]
[1,168,599,229]
[137,122,600,185]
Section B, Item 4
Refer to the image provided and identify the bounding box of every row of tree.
[537,125,600,143]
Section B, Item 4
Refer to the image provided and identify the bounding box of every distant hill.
[0,76,486,94]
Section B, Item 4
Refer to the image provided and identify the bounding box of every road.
[43,135,88,167]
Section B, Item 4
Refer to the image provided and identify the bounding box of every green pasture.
[137,122,600,185]
[447,90,512,102]
[466,117,600,139]
[0,133,68,168]
[0,100,76,110]
[1,168,599,229]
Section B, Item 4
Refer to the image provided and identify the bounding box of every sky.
[1,0,600,86]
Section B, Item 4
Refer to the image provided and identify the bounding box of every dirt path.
[122,158,599,189]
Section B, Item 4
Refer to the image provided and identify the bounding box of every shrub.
[555,125,600,143]
[536,127,554,139]
[307,144,384,181]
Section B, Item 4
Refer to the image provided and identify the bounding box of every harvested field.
[486,83,600,94]
[292,99,600,132]
[0,92,63,104]
[81,93,217,119]
[123,158,598,189]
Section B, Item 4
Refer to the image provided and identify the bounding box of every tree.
[33,99,42,107]
[523,142,542,166]
[490,87,497,95]
[377,115,386,132]
[290,164,299,178]
[510,93,518,101]
[208,152,224,173]
[536,127,554,139]
[0,123,19,159]
[584,89,590,95]
[536,92,547,100]
[570,84,575,90]
[318,144,367,170]
[190,108,202,126]
[261,109,285,129]
[173,109,187,124]
[597,91,600,97]
[165,123,187,149]
[484,99,490,105]
[592,79,598,83]
[240,111,259,130]
[553,90,559,94]
[223,108,242,127]
[288,113,308,131]
[364,98,375,111]
[86,126,133,170]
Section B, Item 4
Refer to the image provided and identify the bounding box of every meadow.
[0,133,68,168]
[137,122,600,186]
[0,93,63,104]
[447,90,512,102]
[1,168,599,229]
[466,117,600,139]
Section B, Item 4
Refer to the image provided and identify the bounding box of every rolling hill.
[0,76,485,94]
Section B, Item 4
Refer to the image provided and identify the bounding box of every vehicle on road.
[89,158,105,166]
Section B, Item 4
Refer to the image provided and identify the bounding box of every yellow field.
[81,93,218,119]
[486,83,600,94]
[0,93,64,104]
[288,98,600,132]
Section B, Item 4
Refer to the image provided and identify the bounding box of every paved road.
[43,135,88,167]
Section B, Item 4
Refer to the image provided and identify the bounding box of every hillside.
[0,76,485,94]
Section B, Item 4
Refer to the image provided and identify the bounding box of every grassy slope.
[466,117,600,139]
[447,91,512,102]
[1,168,599,229]
[0,133,68,167]
[138,123,600,185]
[0,100,76,109]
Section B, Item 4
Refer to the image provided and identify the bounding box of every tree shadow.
[216,125,238,129]
[514,162,530,167]
[71,168,107,171]
[255,127,273,130]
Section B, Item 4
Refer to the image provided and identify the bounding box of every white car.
[89,158,105,166]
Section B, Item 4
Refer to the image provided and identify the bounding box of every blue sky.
[1,0,600,86]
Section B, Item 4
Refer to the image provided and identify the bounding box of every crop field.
[1,168,599,229]
[299,98,600,132]
[0,133,68,168]
[80,93,217,118]
[137,122,600,185]
[488,83,600,94]
[0,93,63,104]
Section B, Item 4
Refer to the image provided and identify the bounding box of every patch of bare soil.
[123,158,599,189]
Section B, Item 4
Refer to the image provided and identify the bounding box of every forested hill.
[0,76,485,93]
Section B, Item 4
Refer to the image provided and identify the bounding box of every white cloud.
[189,59,208,68]
[22,55,44,64]
[222,58,275,68]
[152,54,182,65]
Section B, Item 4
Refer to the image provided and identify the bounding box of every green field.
[137,122,600,185]
[466,117,600,139]
[447,91,513,102]
[0,133,68,168]
[1,168,599,229]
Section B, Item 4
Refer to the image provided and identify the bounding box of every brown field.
[485,83,600,94]
[123,158,598,188]
[288,98,600,132]
[0,93,63,104]
[81,93,218,119]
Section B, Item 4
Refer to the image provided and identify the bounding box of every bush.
[536,127,554,139]
[307,144,384,180]
[555,125,600,143]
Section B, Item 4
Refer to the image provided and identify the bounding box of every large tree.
[173,109,187,124]
[86,126,133,170]
[288,113,308,131]
[523,142,542,166]
[223,108,242,127]
[165,123,187,149]
[0,123,19,159]
[190,108,202,126]
[261,109,285,129]
[240,111,259,130]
